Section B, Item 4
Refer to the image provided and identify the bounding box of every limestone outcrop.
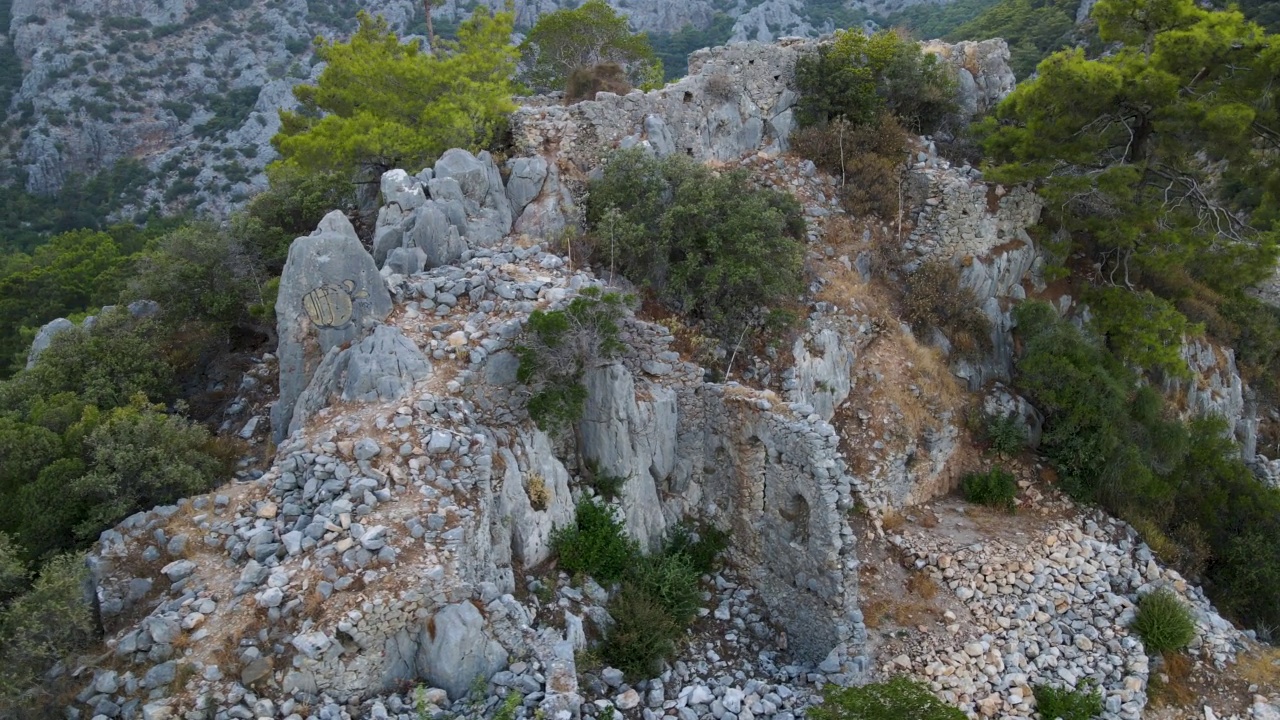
[271,211,394,442]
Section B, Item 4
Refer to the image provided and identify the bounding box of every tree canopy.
[794,29,958,134]
[980,0,1280,374]
[272,9,519,178]
[519,0,663,93]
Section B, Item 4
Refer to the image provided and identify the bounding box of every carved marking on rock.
[301,279,369,329]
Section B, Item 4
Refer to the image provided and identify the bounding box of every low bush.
[564,62,631,103]
[663,524,730,574]
[583,462,627,500]
[600,582,680,678]
[809,676,966,720]
[1033,681,1102,720]
[902,261,992,357]
[984,412,1027,458]
[551,500,637,584]
[586,149,805,346]
[1131,589,1196,654]
[794,29,958,134]
[515,288,631,433]
[553,504,727,680]
[961,466,1017,511]
[0,553,96,714]
[634,552,701,625]
[789,113,907,218]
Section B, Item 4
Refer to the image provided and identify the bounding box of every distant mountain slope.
[0,0,965,219]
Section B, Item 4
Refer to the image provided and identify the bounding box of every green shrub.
[600,582,680,678]
[551,500,637,584]
[902,261,992,357]
[634,552,701,625]
[515,288,630,433]
[961,466,1017,511]
[0,553,96,713]
[0,533,28,607]
[794,29,958,134]
[586,149,805,345]
[809,676,966,720]
[2,311,176,413]
[663,524,729,574]
[1130,589,1196,654]
[1089,287,1195,380]
[984,412,1027,458]
[1033,681,1102,720]
[790,113,907,218]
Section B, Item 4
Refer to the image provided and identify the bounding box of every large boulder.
[921,39,1017,118]
[288,325,430,437]
[415,601,508,701]
[26,317,75,368]
[270,211,393,442]
[406,202,467,270]
[505,156,548,216]
[433,149,512,246]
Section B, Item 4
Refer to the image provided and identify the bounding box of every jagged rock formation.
[271,211,394,441]
[60,34,1280,720]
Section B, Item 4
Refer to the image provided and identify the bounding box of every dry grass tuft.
[881,510,906,532]
[1149,651,1197,707]
[527,473,550,511]
[1235,646,1280,693]
[906,571,938,601]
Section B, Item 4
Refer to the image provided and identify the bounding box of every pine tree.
[271,9,519,179]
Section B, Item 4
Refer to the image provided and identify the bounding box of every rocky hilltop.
[40,36,1280,720]
[1,0,969,213]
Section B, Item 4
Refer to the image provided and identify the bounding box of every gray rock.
[94,670,120,694]
[160,559,196,582]
[290,325,431,435]
[416,601,509,700]
[427,430,452,455]
[291,631,332,659]
[143,661,176,688]
[505,156,548,215]
[240,657,272,686]
[26,317,74,368]
[271,211,393,442]
[406,202,467,270]
[354,438,382,461]
[381,169,427,212]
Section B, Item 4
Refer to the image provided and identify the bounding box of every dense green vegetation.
[520,0,663,93]
[883,0,1003,41]
[945,0,1083,78]
[553,501,725,678]
[586,149,805,347]
[794,28,958,134]
[0,161,161,254]
[647,15,736,80]
[1032,681,1103,720]
[274,9,519,178]
[1012,302,1280,631]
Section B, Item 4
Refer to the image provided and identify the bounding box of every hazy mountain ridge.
[0,0,958,215]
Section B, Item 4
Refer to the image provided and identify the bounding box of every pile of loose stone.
[884,503,1253,719]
